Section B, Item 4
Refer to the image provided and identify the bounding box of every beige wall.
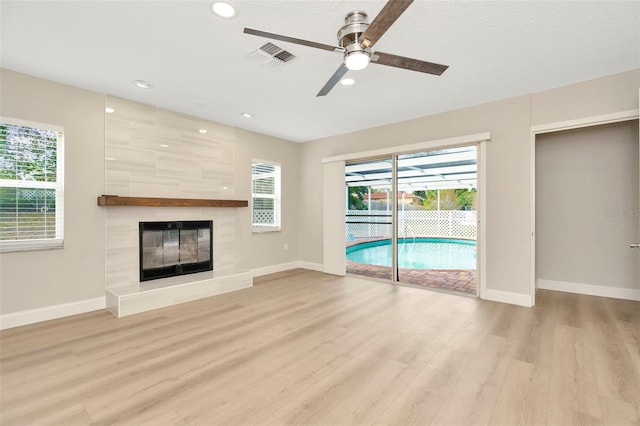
[536,120,639,289]
[531,70,640,125]
[0,69,106,313]
[1,67,638,314]
[0,70,301,315]
[234,128,300,270]
[299,69,639,299]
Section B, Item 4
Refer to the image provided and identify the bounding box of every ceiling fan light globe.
[344,51,370,71]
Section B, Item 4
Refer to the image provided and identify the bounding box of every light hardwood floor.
[1,269,639,426]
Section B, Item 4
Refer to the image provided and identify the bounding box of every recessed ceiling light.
[241,112,253,118]
[160,144,169,148]
[133,80,153,89]
[199,129,208,134]
[212,2,235,18]
[341,78,355,86]
[105,107,115,113]
[105,157,117,161]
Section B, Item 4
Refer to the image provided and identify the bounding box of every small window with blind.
[0,117,64,252]
[251,160,281,233]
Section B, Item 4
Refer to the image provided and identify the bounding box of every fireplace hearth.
[139,221,213,282]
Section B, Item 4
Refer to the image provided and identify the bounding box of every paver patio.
[346,260,476,295]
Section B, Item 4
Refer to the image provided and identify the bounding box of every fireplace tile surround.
[104,96,252,317]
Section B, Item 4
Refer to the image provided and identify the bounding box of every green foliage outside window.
[0,124,57,182]
[0,122,62,244]
[412,188,477,211]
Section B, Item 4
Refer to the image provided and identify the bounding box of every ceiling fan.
[243,0,449,97]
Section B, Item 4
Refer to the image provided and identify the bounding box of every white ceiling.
[1,1,638,143]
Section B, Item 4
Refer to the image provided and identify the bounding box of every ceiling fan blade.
[359,0,414,49]
[371,51,449,75]
[244,28,343,53]
[316,64,349,97]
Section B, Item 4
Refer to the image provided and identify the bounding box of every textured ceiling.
[1,1,638,142]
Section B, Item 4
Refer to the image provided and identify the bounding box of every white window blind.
[0,117,64,252]
[252,160,281,232]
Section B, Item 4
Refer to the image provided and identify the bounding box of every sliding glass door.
[345,157,393,281]
[395,147,478,295]
[345,146,478,296]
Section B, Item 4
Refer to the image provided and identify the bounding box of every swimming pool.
[346,238,476,269]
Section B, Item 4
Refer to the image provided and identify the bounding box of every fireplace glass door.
[139,221,213,282]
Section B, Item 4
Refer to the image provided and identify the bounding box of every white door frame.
[530,109,639,305]
[323,131,489,298]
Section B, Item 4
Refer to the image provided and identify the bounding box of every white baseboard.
[296,261,324,272]
[537,279,640,301]
[1,261,326,329]
[482,289,533,307]
[0,297,106,330]
[251,260,325,277]
[251,261,301,277]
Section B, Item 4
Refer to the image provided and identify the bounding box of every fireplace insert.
[139,220,213,282]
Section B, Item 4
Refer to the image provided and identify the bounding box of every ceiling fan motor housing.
[338,11,371,66]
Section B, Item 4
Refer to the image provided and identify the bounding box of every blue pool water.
[346,238,476,269]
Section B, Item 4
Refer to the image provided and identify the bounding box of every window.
[251,160,281,232]
[0,117,64,252]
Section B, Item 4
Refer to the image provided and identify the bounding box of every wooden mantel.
[97,195,248,208]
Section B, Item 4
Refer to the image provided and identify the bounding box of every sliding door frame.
[391,154,399,281]
[324,132,490,297]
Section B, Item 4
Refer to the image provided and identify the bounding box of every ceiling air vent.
[248,42,296,69]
